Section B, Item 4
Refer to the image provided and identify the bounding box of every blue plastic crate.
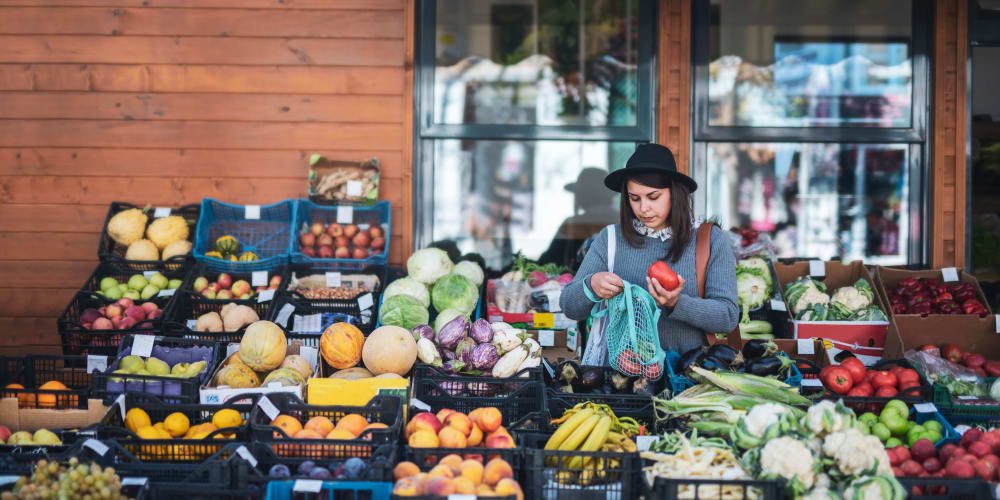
[291,199,390,266]
[666,351,802,396]
[265,480,391,500]
[193,198,295,272]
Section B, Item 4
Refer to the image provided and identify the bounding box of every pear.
[135,369,151,376]
[32,429,61,446]
[170,362,190,376]
[8,431,33,445]
[109,368,132,383]
[118,355,145,372]
[145,357,170,376]
[183,361,208,378]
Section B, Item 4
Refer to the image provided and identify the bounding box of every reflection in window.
[708,0,912,127]
[705,143,909,264]
[434,0,638,127]
[428,140,625,270]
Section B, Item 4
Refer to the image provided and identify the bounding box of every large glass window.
[416,0,655,270]
[694,0,929,264]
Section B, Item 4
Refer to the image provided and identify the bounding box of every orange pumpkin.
[320,322,365,370]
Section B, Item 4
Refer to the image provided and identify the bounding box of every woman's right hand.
[590,272,624,299]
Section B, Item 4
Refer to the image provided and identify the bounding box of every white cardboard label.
[958,395,979,400]
[325,272,342,288]
[143,271,156,280]
[156,288,175,297]
[121,477,148,487]
[0,476,21,486]
[114,393,126,421]
[336,206,354,224]
[251,271,268,287]
[299,346,318,373]
[941,267,960,282]
[797,339,815,355]
[293,314,322,333]
[770,299,787,312]
[153,207,171,218]
[245,205,260,220]
[186,319,198,330]
[410,398,431,412]
[542,358,556,378]
[294,479,324,493]
[235,445,258,467]
[995,315,1000,334]
[566,328,578,351]
[83,439,109,456]
[87,355,108,373]
[275,303,295,328]
[257,396,280,421]
[636,435,659,451]
[914,403,938,413]
[226,343,240,359]
[801,378,823,387]
[346,180,363,197]
[257,289,275,303]
[809,260,825,278]
[358,293,374,311]
[131,335,155,357]
[538,330,555,347]
[448,496,476,500]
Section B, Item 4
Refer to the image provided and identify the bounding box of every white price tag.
[186,319,198,330]
[87,355,108,373]
[153,207,171,218]
[538,330,555,347]
[566,328,578,351]
[156,288,175,297]
[293,314,322,333]
[235,445,258,467]
[251,271,268,287]
[358,293,374,311]
[995,315,1000,334]
[325,272,342,287]
[130,335,155,358]
[299,346,318,374]
[545,290,562,313]
[448,495,476,500]
[143,271,156,280]
[941,267,960,282]
[801,378,823,387]
[346,180,363,197]
[257,396,280,421]
[410,398,431,412]
[958,395,979,400]
[0,476,20,486]
[275,303,295,328]
[83,439,109,456]
[114,393,126,421]
[542,358,556,378]
[257,289,275,303]
[245,205,260,220]
[336,206,353,224]
[294,479,324,493]
[121,477,148,487]
[809,260,825,278]
[636,435,659,451]
[914,403,937,413]
[226,343,240,359]
[770,299,787,312]
[797,339,815,355]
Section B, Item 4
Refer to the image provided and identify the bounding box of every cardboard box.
[0,398,108,432]
[873,266,994,316]
[199,343,319,404]
[524,328,582,364]
[308,156,380,204]
[307,377,409,407]
[774,261,890,365]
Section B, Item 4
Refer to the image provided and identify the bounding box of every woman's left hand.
[647,275,685,308]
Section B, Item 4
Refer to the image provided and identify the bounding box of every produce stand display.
[6,203,1000,500]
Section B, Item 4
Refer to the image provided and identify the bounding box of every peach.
[467,423,483,447]
[428,464,454,479]
[453,477,476,494]
[436,408,458,424]
[325,428,355,440]
[485,433,515,449]
[445,412,474,436]
[495,478,523,500]
[438,426,468,448]
[270,415,302,438]
[303,416,334,436]
[408,429,439,448]
[463,454,484,463]
[476,484,495,496]
[394,461,421,481]
[293,429,324,439]
[423,476,455,497]
[473,407,503,433]
[336,413,369,437]
[484,458,513,486]
[410,412,443,435]
[439,454,464,470]
[371,237,386,251]
[361,422,388,440]
[392,478,421,496]
[310,223,324,237]
[459,459,484,485]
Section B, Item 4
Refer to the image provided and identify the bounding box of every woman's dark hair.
[619,172,694,263]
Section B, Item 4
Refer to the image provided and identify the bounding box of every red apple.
[302,246,316,258]
[351,247,368,259]
[309,222,324,237]
[370,236,385,251]
[969,441,992,458]
[974,459,996,481]
[922,457,942,473]
[217,273,233,290]
[901,460,924,477]
[369,225,384,239]
[983,454,1000,470]
[352,232,371,248]
[327,223,344,237]
[317,246,334,258]
[894,445,912,464]
[216,289,234,300]
[343,224,358,238]
[0,425,12,443]
[334,236,350,248]
[106,304,123,319]
[300,233,316,248]
[911,439,936,462]
[961,428,983,449]
[318,234,334,248]
[334,247,350,259]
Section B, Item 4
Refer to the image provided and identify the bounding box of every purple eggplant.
[469,319,493,344]
[470,343,499,370]
[436,316,468,350]
[440,348,457,361]
[455,337,476,365]
[441,359,466,374]
[412,324,435,341]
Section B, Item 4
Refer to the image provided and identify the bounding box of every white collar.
[631,218,702,242]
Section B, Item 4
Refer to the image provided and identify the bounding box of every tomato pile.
[819,358,922,397]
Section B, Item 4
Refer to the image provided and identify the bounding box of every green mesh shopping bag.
[588,282,665,379]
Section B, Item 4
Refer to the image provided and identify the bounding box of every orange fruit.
[270,415,302,438]
[335,413,369,437]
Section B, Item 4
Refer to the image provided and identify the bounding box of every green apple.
[880,412,908,436]
[885,399,909,417]
[923,420,942,433]
[123,289,141,300]
[148,272,168,290]
[871,422,891,442]
[858,412,878,427]
[127,274,148,291]
[885,437,903,448]
[104,286,123,300]
[118,284,129,294]
[140,284,159,300]
[167,279,183,290]
[118,355,145,372]
[100,277,119,291]
[906,424,925,441]
[925,430,942,443]
[906,420,917,432]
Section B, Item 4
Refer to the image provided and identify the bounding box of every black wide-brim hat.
[604,143,697,193]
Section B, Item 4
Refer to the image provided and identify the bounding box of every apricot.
[453,477,476,494]
[392,478,421,496]
[303,416,334,436]
[270,415,302,438]
[484,458,513,486]
[408,429,439,448]
[428,464,454,479]
[336,413,369,437]
[473,407,502,433]
[445,412,473,436]
[393,461,421,480]
[361,422,388,440]
[467,423,484,447]
[436,408,457,423]
[423,476,455,496]
[293,429,324,439]
[438,426,468,448]
[495,478,523,500]
[476,484,496,496]
[485,432,515,449]
[439,454,463,470]
[459,459,484,485]
[410,412,443,436]
[325,428,355,440]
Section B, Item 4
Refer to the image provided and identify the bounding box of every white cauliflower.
[805,438,824,457]
[793,286,831,315]
[760,437,817,491]
[822,428,894,476]
[831,286,871,311]
[814,473,831,490]
[845,475,906,500]
[801,487,837,500]
[744,403,790,437]
[802,400,852,437]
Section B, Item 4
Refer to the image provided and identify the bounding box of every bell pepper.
[962,299,988,315]
[920,278,942,289]
[888,293,905,306]
[906,293,930,309]
[954,289,977,303]
[896,278,924,296]
[932,292,953,304]
[937,300,961,315]
[908,301,932,315]
[892,302,908,314]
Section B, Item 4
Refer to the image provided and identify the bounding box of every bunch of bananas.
[544,402,640,486]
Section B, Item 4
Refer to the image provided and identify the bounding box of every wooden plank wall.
[0,0,413,353]
[931,0,968,268]
[657,0,690,174]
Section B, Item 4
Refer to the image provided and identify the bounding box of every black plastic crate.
[0,428,84,471]
[80,260,190,305]
[646,476,785,500]
[521,432,641,500]
[898,477,994,499]
[243,439,397,487]
[0,447,151,499]
[162,289,277,343]
[0,354,94,410]
[248,393,403,461]
[544,388,657,435]
[179,262,291,302]
[98,202,201,271]
[278,262,388,334]
[95,393,255,464]
[402,444,523,472]
[90,334,220,404]
[799,358,932,414]
[411,364,545,422]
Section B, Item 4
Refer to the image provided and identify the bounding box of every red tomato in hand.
[840,357,867,385]
[822,366,853,395]
[647,262,679,291]
[872,371,898,389]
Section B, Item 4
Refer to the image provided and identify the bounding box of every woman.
[560,144,739,354]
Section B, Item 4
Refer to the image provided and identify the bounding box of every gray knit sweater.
[560,223,739,354]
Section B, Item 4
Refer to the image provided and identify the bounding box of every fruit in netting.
[146,215,189,249]
[108,208,148,246]
[125,239,160,261]
[320,322,365,370]
[362,325,417,376]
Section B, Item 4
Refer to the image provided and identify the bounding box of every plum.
[80,308,102,324]
[308,467,331,480]
[297,460,316,475]
[269,464,290,477]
